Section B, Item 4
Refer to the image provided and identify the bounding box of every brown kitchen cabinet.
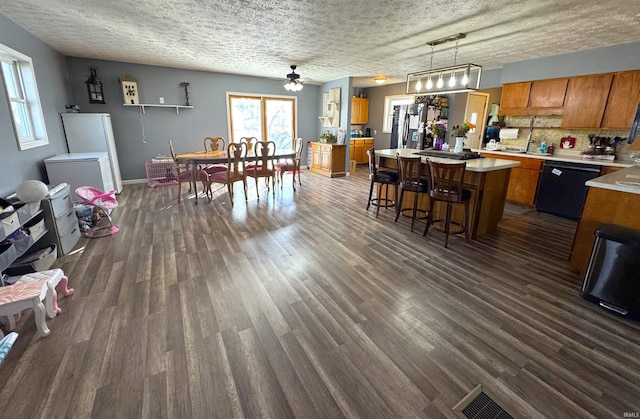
[351,97,369,125]
[500,79,568,116]
[500,82,531,111]
[483,153,543,205]
[310,142,346,178]
[349,138,374,164]
[528,78,568,109]
[561,73,613,129]
[601,70,640,129]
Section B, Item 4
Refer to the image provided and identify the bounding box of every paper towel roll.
[499,128,519,140]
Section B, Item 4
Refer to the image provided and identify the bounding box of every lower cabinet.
[42,184,81,257]
[483,153,543,205]
[310,143,347,178]
[349,138,374,164]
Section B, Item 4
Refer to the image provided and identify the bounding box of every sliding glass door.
[228,94,296,150]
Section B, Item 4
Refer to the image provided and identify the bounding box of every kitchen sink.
[503,147,528,153]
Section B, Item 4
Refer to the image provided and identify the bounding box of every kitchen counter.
[374,148,519,239]
[585,164,640,194]
[476,148,633,168]
[570,164,640,277]
[377,148,521,172]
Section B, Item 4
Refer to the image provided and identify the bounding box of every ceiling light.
[284,65,303,92]
[415,78,422,91]
[405,33,482,95]
[374,76,387,84]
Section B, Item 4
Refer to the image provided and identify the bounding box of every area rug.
[503,202,535,215]
[453,385,514,419]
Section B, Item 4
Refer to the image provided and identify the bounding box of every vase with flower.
[451,121,476,153]
[427,120,447,150]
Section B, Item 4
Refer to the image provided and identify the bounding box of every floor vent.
[453,385,514,419]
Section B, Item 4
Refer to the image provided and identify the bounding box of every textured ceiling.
[1,0,640,87]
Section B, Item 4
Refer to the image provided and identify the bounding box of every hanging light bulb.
[426,75,433,90]
[415,78,423,92]
[448,71,456,87]
[461,69,469,85]
[436,74,444,88]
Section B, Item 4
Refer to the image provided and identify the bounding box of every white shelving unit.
[123,103,194,115]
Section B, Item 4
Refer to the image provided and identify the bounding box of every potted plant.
[451,121,476,152]
[318,131,337,143]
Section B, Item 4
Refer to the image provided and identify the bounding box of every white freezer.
[61,113,123,193]
[45,152,115,197]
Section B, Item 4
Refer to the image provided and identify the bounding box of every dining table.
[175,148,297,204]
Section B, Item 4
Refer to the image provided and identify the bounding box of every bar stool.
[366,148,398,217]
[423,160,471,248]
[394,155,430,232]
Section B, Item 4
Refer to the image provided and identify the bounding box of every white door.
[464,92,490,150]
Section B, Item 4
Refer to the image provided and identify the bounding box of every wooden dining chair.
[275,137,303,190]
[208,142,248,206]
[168,140,211,202]
[239,136,258,152]
[202,136,228,176]
[245,141,276,199]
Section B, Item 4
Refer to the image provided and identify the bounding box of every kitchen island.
[375,148,520,239]
[570,165,640,277]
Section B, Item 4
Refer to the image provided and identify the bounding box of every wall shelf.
[123,103,193,115]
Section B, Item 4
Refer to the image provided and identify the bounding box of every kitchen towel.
[499,128,519,140]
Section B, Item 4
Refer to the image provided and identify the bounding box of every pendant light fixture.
[406,33,482,95]
[284,65,303,92]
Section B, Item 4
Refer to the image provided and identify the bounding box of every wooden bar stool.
[394,155,430,232]
[423,160,471,248]
[366,148,398,217]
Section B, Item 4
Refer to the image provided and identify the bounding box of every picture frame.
[119,76,139,105]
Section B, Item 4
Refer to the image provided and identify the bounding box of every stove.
[412,150,484,160]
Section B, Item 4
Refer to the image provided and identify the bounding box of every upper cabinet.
[500,82,531,110]
[500,70,640,129]
[561,74,613,128]
[601,70,640,129]
[500,79,567,116]
[351,97,369,125]
[528,78,568,108]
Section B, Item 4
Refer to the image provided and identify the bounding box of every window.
[227,93,297,151]
[382,95,414,133]
[0,43,48,150]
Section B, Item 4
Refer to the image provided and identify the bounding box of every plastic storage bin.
[4,243,57,276]
[581,224,640,321]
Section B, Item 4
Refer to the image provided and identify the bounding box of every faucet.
[524,117,534,152]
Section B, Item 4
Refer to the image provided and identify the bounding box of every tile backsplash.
[500,115,632,159]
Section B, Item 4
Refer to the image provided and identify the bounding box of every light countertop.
[375,148,521,173]
[586,165,640,195]
[477,148,633,168]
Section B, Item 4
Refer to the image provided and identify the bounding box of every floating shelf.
[123,103,194,115]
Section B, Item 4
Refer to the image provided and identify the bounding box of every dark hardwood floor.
[1,168,639,418]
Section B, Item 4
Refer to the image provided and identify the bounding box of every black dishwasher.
[535,161,600,220]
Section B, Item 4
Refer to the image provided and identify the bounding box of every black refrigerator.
[390,104,427,149]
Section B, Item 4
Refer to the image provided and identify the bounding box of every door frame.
[464,92,490,150]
